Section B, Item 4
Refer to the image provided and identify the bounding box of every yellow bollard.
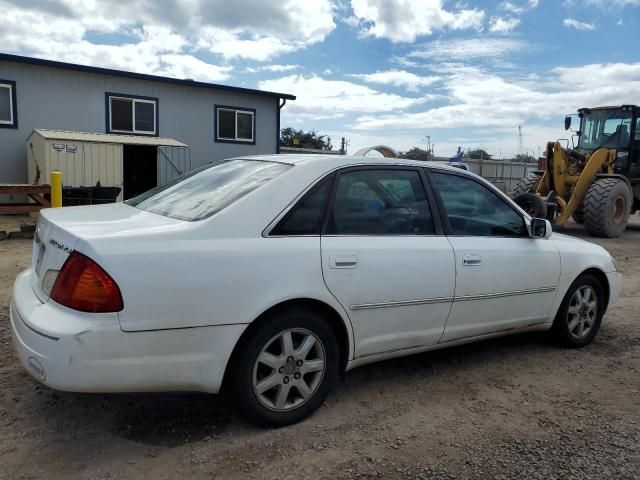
[50,171,62,208]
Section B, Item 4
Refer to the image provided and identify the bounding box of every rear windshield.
[126,159,292,221]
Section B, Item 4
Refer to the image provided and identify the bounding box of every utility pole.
[424,136,432,160]
[518,125,524,156]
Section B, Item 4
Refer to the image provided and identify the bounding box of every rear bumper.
[606,271,622,310]
[10,269,246,394]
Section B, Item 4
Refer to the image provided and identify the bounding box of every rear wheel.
[551,274,604,348]
[512,175,540,197]
[584,178,631,237]
[234,309,338,427]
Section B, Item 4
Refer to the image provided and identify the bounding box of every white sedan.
[11,155,621,426]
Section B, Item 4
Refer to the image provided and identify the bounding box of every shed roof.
[31,129,188,147]
[0,53,296,101]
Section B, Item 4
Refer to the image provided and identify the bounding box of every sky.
[1,0,639,158]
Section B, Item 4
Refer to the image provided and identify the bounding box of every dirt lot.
[1,221,639,480]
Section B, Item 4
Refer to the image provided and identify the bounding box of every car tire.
[551,274,605,348]
[234,308,339,427]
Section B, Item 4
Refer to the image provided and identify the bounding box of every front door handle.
[462,254,482,266]
[329,255,358,269]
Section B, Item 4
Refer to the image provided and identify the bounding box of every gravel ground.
[0,220,639,480]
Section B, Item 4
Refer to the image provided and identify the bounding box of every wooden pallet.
[0,184,51,214]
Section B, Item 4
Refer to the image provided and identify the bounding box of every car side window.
[271,177,332,235]
[327,169,434,235]
[431,172,527,236]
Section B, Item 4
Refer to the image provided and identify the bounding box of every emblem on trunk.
[49,239,73,254]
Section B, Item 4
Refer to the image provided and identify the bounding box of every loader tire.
[512,175,540,197]
[584,178,631,238]
[512,193,547,218]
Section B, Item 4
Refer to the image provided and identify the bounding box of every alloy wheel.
[252,328,326,411]
[567,285,598,340]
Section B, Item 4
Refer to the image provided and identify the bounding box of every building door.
[82,142,124,200]
[123,145,157,199]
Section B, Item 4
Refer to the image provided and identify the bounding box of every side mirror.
[564,116,572,130]
[530,218,552,238]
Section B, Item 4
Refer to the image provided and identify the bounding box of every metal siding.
[157,146,191,185]
[48,140,84,187]
[0,60,279,184]
[83,142,123,192]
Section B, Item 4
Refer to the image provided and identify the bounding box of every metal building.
[0,53,295,193]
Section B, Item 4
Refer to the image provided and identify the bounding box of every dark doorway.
[123,145,157,200]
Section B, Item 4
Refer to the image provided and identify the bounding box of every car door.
[320,167,455,357]
[428,170,561,342]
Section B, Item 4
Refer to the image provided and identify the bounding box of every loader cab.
[575,105,640,178]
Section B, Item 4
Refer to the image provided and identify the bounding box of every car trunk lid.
[31,203,184,302]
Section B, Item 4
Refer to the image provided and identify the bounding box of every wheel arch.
[579,267,611,311]
[221,298,353,391]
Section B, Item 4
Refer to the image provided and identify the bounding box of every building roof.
[31,129,188,147]
[0,52,296,101]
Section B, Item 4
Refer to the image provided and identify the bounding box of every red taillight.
[50,252,123,313]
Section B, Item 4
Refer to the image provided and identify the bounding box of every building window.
[215,105,255,144]
[106,93,158,135]
[0,80,17,129]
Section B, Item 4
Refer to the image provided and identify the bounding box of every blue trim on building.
[0,79,18,129]
[0,52,296,101]
[214,104,257,146]
[105,92,159,137]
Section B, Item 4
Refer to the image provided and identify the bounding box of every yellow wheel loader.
[512,105,640,237]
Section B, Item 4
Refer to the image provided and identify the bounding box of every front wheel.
[584,178,631,237]
[234,309,339,427]
[551,274,605,348]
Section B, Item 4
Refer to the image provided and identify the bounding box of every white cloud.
[499,2,525,14]
[157,54,232,81]
[349,0,485,42]
[350,70,440,91]
[0,0,337,81]
[352,62,640,135]
[258,75,429,118]
[489,16,521,33]
[563,18,596,30]
[195,1,336,61]
[407,38,525,61]
[244,64,299,74]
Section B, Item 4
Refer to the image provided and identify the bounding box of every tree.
[514,153,536,163]
[467,148,492,160]
[280,127,333,150]
[399,147,431,161]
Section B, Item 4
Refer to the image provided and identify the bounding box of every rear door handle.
[329,255,358,269]
[462,254,482,266]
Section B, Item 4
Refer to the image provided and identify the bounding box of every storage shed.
[27,129,190,201]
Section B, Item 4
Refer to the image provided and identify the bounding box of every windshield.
[127,159,292,221]
[578,109,632,151]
